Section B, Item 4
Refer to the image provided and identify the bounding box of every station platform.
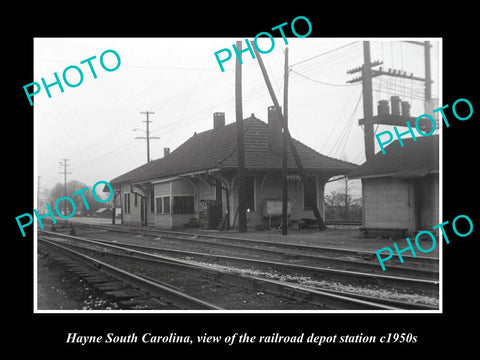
[65,218,440,259]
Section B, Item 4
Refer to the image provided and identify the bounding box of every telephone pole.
[424,41,432,102]
[347,41,428,158]
[282,47,289,235]
[347,41,380,161]
[405,41,433,114]
[361,42,375,161]
[58,158,71,216]
[135,111,160,163]
[235,40,247,232]
[344,177,349,221]
[37,176,41,204]
[251,40,327,230]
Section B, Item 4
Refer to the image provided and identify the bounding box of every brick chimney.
[164,147,170,157]
[213,112,225,129]
[268,105,282,154]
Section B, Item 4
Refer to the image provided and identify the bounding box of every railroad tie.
[282,287,312,302]
[95,281,129,292]
[104,289,140,300]
[200,271,222,281]
[117,298,143,308]
[82,276,115,285]
[282,253,299,260]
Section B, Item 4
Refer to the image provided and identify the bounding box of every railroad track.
[38,230,438,310]
[324,220,362,226]
[70,222,438,276]
[39,238,222,310]
[47,229,439,293]
[72,233,438,293]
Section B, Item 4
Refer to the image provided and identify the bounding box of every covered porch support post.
[131,183,151,226]
[209,171,231,230]
[111,190,120,225]
[317,175,329,222]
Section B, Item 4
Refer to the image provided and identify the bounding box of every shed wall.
[120,184,142,226]
[363,177,415,233]
[417,173,439,230]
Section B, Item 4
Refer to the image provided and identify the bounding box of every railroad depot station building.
[109,107,357,230]
[349,135,439,238]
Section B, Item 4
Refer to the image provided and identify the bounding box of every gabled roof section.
[110,116,358,186]
[348,135,439,179]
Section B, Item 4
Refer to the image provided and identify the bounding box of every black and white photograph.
[8,6,478,355]
[32,36,442,313]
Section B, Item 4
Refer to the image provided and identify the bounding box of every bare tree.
[47,180,103,216]
[325,177,361,221]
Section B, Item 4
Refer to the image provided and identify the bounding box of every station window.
[150,189,155,213]
[173,196,195,214]
[124,193,131,213]
[134,193,138,207]
[163,197,171,214]
[303,176,317,210]
[155,196,171,214]
[155,197,162,214]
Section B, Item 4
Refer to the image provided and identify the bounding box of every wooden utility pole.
[37,175,41,207]
[112,190,119,225]
[344,177,349,221]
[282,47,289,235]
[136,111,160,163]
[347,41,429,152]
[404,40,432,103]
[424,41,432,102]
[112,192,116,225]
[235,41,247,232]
[361,41,375,161]
[251,41,327,230]
[58,158,71,216]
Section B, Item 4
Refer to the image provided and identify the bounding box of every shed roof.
[348,135,439,179]
[110,115,358,186]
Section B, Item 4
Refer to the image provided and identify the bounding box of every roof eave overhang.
[350,168,439,180]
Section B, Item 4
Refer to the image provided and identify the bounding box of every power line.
[351,149,365,164]
[329,92,362,158]
[290,41,359,67]
[320,85,360,153]
[293,43,362,75]
[75,139,140,170]
[38,58,225,72]
[145,44,362,139]
[291,69,360,87]
[372,82,425,101]
[43,43,366,175]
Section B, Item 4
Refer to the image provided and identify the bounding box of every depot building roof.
[348,135,439,179]
[109,115,358,187]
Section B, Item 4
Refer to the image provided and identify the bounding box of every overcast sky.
[34,37,440,199]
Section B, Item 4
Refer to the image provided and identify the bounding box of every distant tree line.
[324,178,362,221]
[43,180,105,216]
[325,192,362,221]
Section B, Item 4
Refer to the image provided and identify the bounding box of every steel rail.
[86,233,438,280]
[39,231,439,306]
[39,230,438,292]
[39,235,403,310]
[39,237,223,310]
[71,222,438,267]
